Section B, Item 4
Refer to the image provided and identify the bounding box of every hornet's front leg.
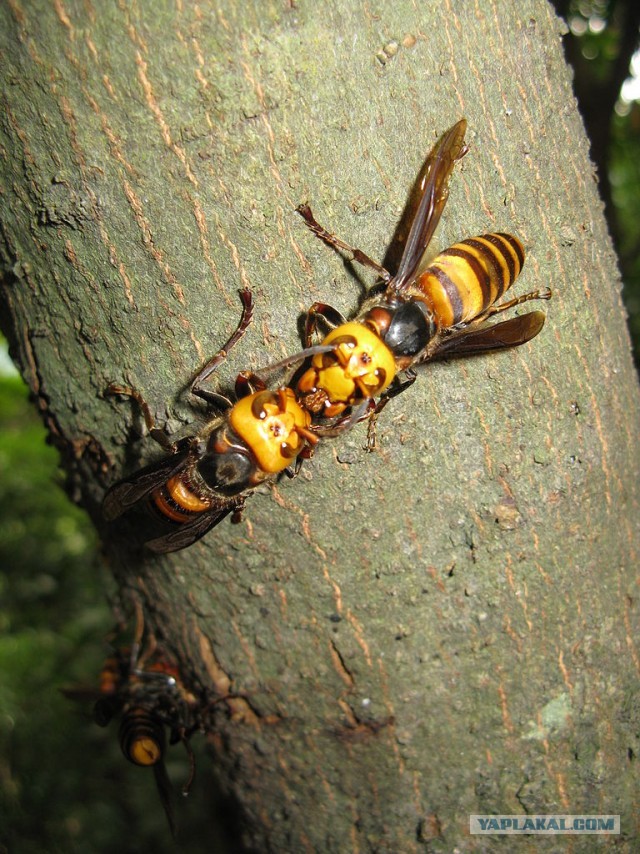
[304,301,347,346]
[190,288,254,405]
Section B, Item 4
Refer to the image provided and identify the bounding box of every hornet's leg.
[106,383,176,452]
[191,288,254,403]
[297,204,392,283]
[106,290,253,437]
[486,286,552,318]
[366,370,417,451]
[304,301,347,346]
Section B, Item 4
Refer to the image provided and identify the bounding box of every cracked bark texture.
[1,1,639,851]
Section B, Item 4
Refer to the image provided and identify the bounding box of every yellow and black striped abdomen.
[119,707,165,766]
[415,232,525,328]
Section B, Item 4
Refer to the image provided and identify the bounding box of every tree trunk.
[2,0,639,850]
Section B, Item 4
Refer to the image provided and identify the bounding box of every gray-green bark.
[1,0,639,850]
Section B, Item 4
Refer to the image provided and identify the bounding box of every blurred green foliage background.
[556,0,640,363]
[0,360,234,853]
[611,110,640,362]
[1,2,639,851]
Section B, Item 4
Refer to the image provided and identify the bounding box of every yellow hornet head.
[311,322,396,406]
[229,389,313,473]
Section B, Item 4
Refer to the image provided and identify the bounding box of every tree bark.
[2,0,639,850]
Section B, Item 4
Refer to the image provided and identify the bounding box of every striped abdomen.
[151,475,211,524]
[415,233,525,328]
[119,707,165,767]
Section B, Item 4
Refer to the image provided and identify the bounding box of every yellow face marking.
[312,322,396,405]
[230,389,311,473]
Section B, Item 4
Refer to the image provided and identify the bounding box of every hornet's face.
[228,388,313,473]
[298,322,396,416]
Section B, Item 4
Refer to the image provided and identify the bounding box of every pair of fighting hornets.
[96,120,552,833]
[104,119,551,553]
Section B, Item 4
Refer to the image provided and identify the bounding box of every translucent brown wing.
[102,444,193,522]
[391,119,468,291]
[424,310,546,361]
[145,505,238,554]
[153,759,178,839]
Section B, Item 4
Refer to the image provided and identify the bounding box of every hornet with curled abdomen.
[92,645,199,837]
[103,289,324,553]
[295,119,551,434]
[64,615,203,839]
